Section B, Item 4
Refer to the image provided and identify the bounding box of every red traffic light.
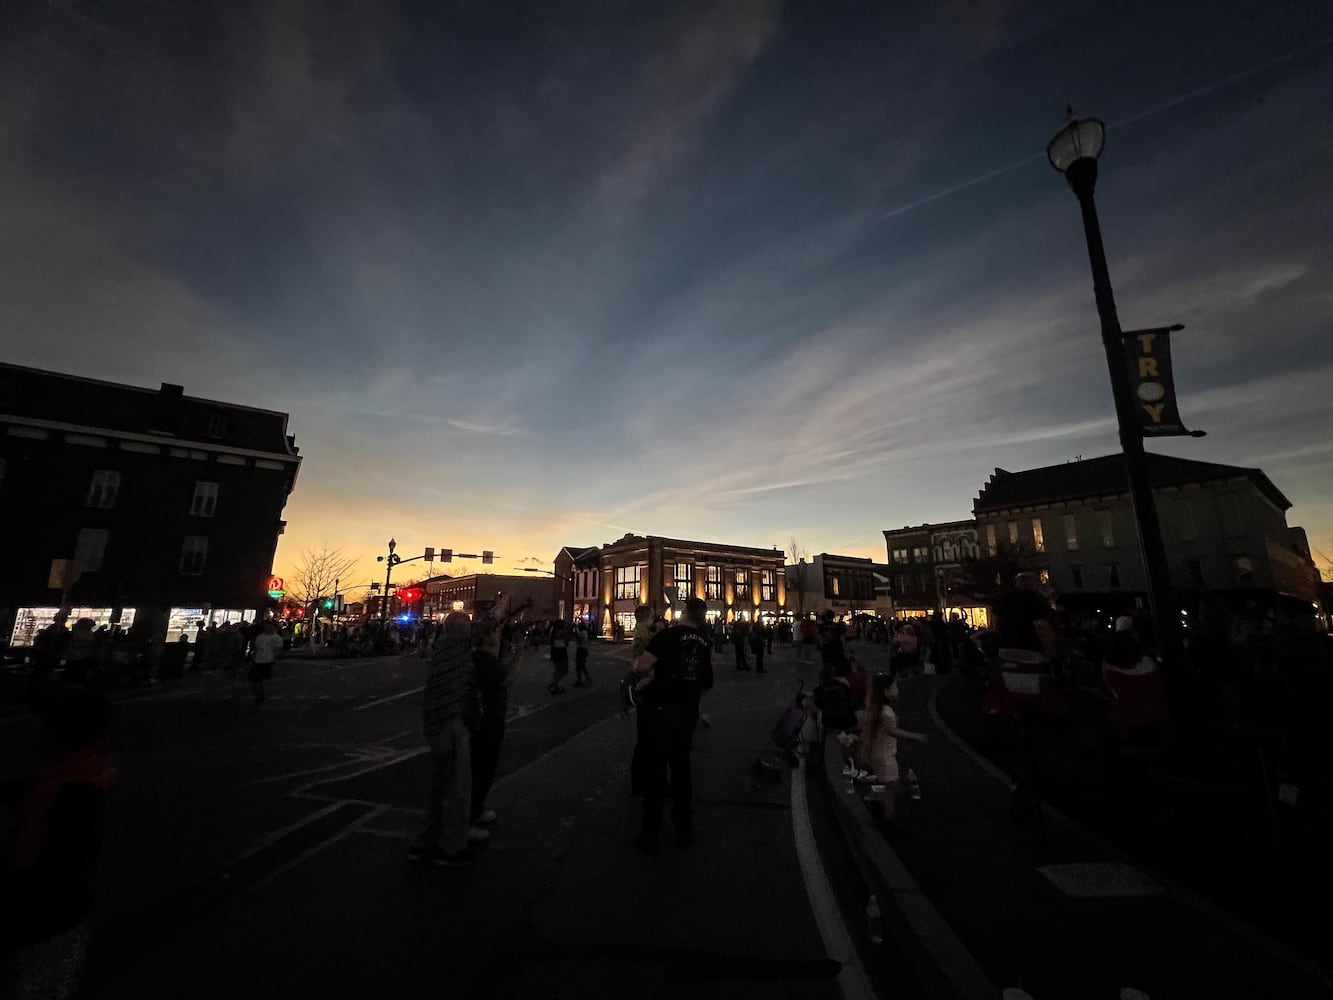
[397,587,423,604]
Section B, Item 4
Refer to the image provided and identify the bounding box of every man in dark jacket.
[632,597,714,853]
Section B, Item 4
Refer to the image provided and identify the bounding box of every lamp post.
[377,538,398,623]
[1047,110,1182,670]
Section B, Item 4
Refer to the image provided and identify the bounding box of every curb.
[926,679,1333,995]
[817,734,995,1000]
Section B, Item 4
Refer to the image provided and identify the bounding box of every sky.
[4,0,1333,593]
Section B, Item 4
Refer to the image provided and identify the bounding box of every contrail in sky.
[877,35,1333,223]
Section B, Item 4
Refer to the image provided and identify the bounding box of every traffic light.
[424,547,434,561]
[397,587,423,604]
[482,550,494,565]
[439,549,452,563]
[322,598,335,610]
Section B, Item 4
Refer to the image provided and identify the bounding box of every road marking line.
[244,804,391,896]
[289,746,429,796]
[791,758,876,1000]
[351,685,424,711]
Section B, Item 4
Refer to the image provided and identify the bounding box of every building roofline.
[0,362,293,420]
[883,519,975,537]
[601,534,783,559]
[972,452,1291,513]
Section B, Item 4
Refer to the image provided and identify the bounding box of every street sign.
[482,550,494,565]
[424,547,435,562]
[440,549,452,562]
[266,575,284,593]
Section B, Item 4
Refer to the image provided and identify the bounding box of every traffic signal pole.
[377,540,499,623]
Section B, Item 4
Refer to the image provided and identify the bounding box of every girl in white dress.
[862,672,928,820]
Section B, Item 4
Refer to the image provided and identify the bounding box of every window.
[1219,495,1243,537]
[180,535,209,576]
[734,569,750,600]
[1007,521,1019,546]
[985,524,997,557]
[918,573,929,594]
[615,565,641,601]
[705,565,723,600]
[674,563,693,602]
[1063,514,1079,551]
[912,546,929,561]
[1031,518,1045,553]
[1070,566,1084,590]
[1038,568,1050,585]
[1188,558,1205,587]
[761,570,775,602]
[74,529,109,573]
[830,574,841,597]
[896,575,907,596]
[86,469,121,509]
[207,412,228,439]
[1233,556,1254,586]
[892,548,909,562]
[190,481,219,517]
[1098,511,1115,548]
[1107,563,1121,589]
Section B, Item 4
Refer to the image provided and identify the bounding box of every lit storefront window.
[10,606,139,647]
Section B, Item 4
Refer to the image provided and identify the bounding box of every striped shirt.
[423,637,476,739]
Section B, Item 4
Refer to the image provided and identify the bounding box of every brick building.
[882,520,991,627]
[783,552,887,619]
[419,573,559,622]
[0,363,300,645]
[561,534,787,637]
[972,453,1323,624]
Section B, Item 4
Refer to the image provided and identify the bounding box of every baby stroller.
[751,681,813,786]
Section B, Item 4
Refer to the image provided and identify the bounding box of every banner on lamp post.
[1121,326,1203,438]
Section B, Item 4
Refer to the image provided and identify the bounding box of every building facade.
[783,553,887,619]
[576,533,787,637]
[420,573,559,622]
[553,545,601,626]
[972,453,1323,624]
[882,520,991,626]
[0,364,300,645]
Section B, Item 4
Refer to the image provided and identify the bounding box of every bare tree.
[787,537,810,617]
[288,544,361,611]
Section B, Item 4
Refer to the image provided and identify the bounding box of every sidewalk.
[88,650,849,999]
[825,672,1333,1000]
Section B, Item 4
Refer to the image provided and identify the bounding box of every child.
[2,692,113,999]
[861,672,927,822]
[572,624,591,687]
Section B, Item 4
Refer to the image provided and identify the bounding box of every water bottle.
[907,768,922,800]
[866,894,883,944]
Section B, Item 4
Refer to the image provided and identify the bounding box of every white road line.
[289,746,429,796]
[791,759,877,1000]
[242,804,391,896]
[351,685,424,712]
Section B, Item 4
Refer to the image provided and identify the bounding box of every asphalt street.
[1,639,883,999]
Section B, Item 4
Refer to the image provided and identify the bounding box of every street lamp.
[1047,109,1181,672]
